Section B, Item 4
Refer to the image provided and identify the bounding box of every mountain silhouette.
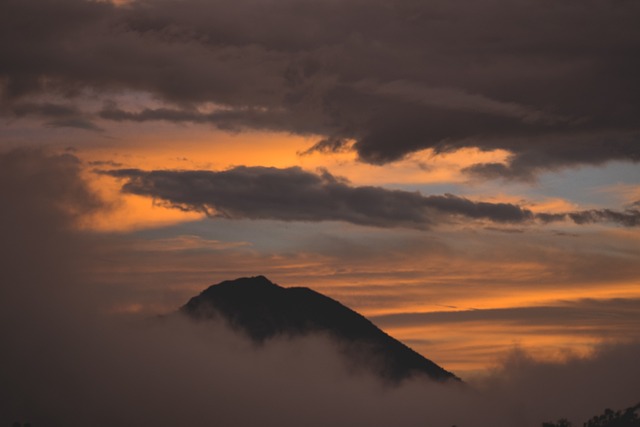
[181,275,460,383]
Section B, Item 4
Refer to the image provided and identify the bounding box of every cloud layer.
[2,0,640,176]
[373,298,640,341]
[104,165,640,228]
[104,166,534,227]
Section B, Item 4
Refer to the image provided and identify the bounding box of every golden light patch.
[298,146,512,186]
[355,279,640,318]
[453,192,579,214]
[393,323,600,375]
[82,130,314,171]
[78,170,205,232]
[84,193,204,232]
[79,125,512,187]
[526,197,580,213]
[73,131,518,232]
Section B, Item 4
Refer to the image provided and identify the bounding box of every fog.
[1,149,638,427]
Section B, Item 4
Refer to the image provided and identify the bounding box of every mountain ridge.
[181,275,460,383]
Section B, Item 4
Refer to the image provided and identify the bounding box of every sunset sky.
[2,0,640,381]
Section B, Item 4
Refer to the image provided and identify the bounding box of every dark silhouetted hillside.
[181,275,460,383]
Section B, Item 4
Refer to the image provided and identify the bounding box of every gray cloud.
[0,148,103,233]
[103,166,534,228]
[0,148,106,327]
[9,102,80,118]
[2,101,102,130]
[2,0,639,175]
[537,208,640,228]
[103,165,640,228]
[568,209,640,227]
[463,134,640,180]
[99,104,321,134]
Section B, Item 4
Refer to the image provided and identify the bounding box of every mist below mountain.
[180,275,459,383]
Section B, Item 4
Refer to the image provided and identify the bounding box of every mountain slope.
[181,275,459,383]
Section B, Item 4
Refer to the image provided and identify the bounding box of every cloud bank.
[104,166,640,228]
[2,0,640,176]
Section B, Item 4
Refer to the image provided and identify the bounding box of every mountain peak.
[181,276,460,383]
[212,275,277,287]
[209,275,278,289]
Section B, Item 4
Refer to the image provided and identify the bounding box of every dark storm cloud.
[2,0,640,175]
[9,102,80,118]
[103,166,533,228]
[46,117,102,131]
[2,101,101,130]
[99,105,321,134]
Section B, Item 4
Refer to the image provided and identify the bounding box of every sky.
[1,0,640,423]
